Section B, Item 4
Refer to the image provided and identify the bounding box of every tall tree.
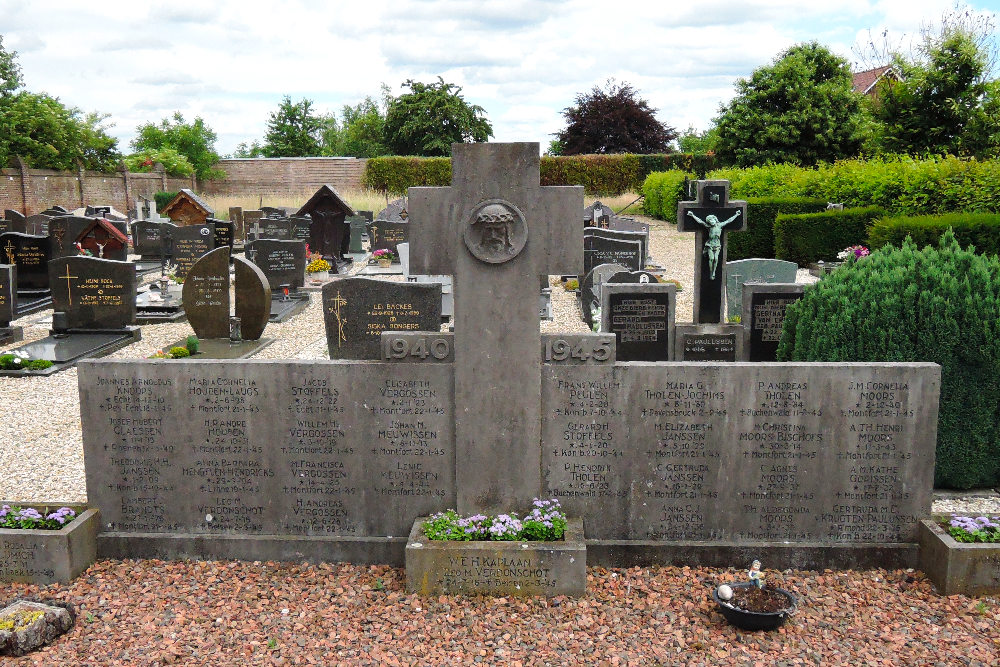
[869,9,1000,157]
[676,125,719,154]
[335,96,389,157]
[261,96,323,157]
[715,41,865,167]
[0,35,23,97]
[131,112,223,179]
[382,77,492,156]
[555,80,676,154]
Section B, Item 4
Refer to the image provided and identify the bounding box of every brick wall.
[201,157,367,198]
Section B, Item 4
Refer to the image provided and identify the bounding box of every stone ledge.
[919,519,1000,596]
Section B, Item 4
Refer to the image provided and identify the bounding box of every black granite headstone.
[0,264,15,325]
[743,283,805,362]
[46,216,91,260]
[0,232,52,290]
[600,283,676,361]
[259,218,293,240]
[49,256,137,330]
[132,221,177,258]
[367,220,408,256]
[209,218,234,252]
[289,216,312,242]
[171,224,214,279]
[4,210,26,234]
[583,228,646,274]
[24,214,53,236]
[181,246,230,339]
[322,277,441,360]
[246,239,306,290]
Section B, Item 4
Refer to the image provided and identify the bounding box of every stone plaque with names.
[182,247,231,339]
[132,221,177,258]
[0,232,52,290]
[246,239,306,290]
[49,256,136,330]
[583,231,644,278]
[743,283,805,362]
[368,220,408,256]
[600,283,676,361]
[322,277,442,360]
[171,224,214,279]
[210,219,234,251]
[674,324,742,361]
[725,258,798,320]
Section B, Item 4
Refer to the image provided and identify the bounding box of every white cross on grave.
[409,142,583,514]
[677,180,747,323]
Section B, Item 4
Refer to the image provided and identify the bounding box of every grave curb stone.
[0,505,98,584]
[918,519,1000,596]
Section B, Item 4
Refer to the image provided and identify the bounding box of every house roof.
[852,66,895,95]
[162,188,214,216]
[77,218,129,245]
[296,184,355,217]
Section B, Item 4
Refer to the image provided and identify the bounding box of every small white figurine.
[716,584,733,601]
[748,559,764,588]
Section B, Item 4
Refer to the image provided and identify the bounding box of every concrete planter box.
[405,518,586,597]
[919,519,1000,596]
[0,504,99,584]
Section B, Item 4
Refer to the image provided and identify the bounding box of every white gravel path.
[1,217,995,514]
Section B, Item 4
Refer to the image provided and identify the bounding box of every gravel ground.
[2,217,999,664]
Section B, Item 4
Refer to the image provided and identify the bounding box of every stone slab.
[182,247,230,340]
[674,324,743,361]
[405,518,587,596]
[742,283,805,362]
[600,283,675,361]
[12,295,51,318]
[0,505,98,584]
[919,519,1000,596]
[0,330,140,376]
[269,293,310,323]
[164,337,274,360]
[725,258,798,320]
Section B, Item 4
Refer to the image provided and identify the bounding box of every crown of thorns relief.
[475,204,515,224]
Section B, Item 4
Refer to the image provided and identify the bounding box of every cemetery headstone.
[347,214,369,253]
[243,210,264,239]
[171,224,214,279]
[322,277,442,360]
[296,184,354,262]
[376,198,408,223]
[47,216,91,260]
[367,220,408,257]
[0,232,52,291]
[584,200,614,228]
[229,207,244,240]
[182,246,230,339]
[209,218,234,252]
[3,210,26,234]
[609,217,649,235]
[0,264,16,336]
[233,255,271,341]
[678,180,747,323]
[49,256,136,330]
[580,262,627,330]
[258,218,293,240]
[600,282,676,361]
[24,214,53,236]
[674,323,743,361]
[290,215,312,242]
[246,239,307,290]
[742,283,805,362]
[725,258,798,320]
[132,221,177,258]
[582,232,643,279]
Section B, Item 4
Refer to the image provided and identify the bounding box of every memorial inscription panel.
[172,225,214,279]
[743,284,804,362]
[79,361,455,539]
[541,362,939,544]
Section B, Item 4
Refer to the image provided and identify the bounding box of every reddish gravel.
[2,561,998,665]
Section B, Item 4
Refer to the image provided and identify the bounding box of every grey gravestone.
[580,262,627,330]
[609,217,649,235]
[368,220,408,256]
[678,180,747,323]
[0,264,16,325]
[322,277,441,360]
[24,214,53,236]
[743,283,805,362]
[229,207,243,239]
[49,256,136,330]
[376,198,408,223]
[0,232,52,290]
[234,255,271,341]
[409,142,582,514]
[600,282,675,361]
[583,229,644,278]
[182,246,231,339]
[725,258,798,320]
[347,215,369,253]
[259,218,294,240]
[246,239,306,290]
[674,323,743,361]
[243,210,263,238]
[171,224,214,279]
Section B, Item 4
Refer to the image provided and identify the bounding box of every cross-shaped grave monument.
[409,142,582,514]
[677,180,747,323]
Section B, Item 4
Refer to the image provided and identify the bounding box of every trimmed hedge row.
[869,213,1000,256]
[775,206,885,266]
[154,191,178,212]
[362,153,718,196]
[727,198,827,261]
[641,171,691,220]
[709,155,1000,216]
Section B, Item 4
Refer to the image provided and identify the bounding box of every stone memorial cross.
[677,180,747,323]
[409,142,583,514]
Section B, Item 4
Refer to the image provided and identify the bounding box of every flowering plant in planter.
[306,256,332,274]
[837,244,870,260]
[0,505,76,530]
[0,354,53,371]
[945,515,1000,543]
[422,498,567,542]
[372,248,397,263]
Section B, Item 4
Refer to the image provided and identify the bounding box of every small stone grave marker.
[674,323,743,361]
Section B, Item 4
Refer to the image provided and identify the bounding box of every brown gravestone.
[234,255,270,340]
[409,142,582,514]
[182,246,231,339]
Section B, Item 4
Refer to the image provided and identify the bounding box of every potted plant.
[0,503,98,584]
[712,560,797,631]
[306,254,332,281]
[372,248,397,267]
[405,498,586,597]
[919,514,1000,595]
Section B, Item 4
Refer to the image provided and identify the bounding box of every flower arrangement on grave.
[74,242,93,257]
[306,256,332,274]
[422,498,567,542]
[0,505,76,530]
[563,278,579,291]
[372,248,397,265]
[837,244,870,260]
[0,354,53,371]
[712,559,797,630]
[944,515,1000,543]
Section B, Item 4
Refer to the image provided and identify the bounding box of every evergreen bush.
[868,213,1000,257]
[777,231,1000,488]
[774,206,885,266]
[154,191,178,213]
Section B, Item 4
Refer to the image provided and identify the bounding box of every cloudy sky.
[1,0,997,156]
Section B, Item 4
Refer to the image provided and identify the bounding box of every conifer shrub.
[868,213,1000,257]
[777,231,1000,488]
[774,206,885,266]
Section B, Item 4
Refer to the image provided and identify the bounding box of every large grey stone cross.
[677,180,747,323]
[409,143,583,514]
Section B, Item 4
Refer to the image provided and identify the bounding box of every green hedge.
[362,157,452,195]
[641,171,691,219]
[709,155,1000,215]
[727,198,827,261]
[774,206,885,266]
[154,191,178,213]
[778,232,1000,489]
[869,213,1000,256]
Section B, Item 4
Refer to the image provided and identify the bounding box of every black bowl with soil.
[712,581,797,631]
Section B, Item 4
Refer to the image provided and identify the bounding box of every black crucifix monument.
[409,143,582,514]
[677,180,747,323]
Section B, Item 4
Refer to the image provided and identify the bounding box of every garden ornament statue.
[685,208,742,280]
[748,559,763,588]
